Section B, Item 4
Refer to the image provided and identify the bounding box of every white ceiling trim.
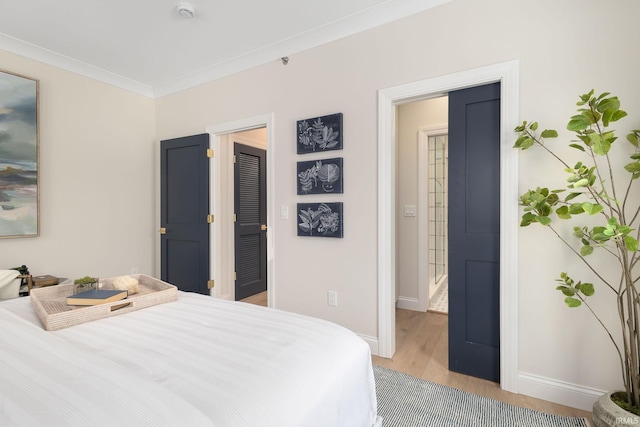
[0,32,154,97]
[1,0,451,99]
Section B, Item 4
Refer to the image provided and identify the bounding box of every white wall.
[0,50,157,280]
[155,0,640,409]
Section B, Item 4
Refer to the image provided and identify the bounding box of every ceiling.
[0,0,450,97]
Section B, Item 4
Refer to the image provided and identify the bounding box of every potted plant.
[514,90,640,425]
[73,276,99,294]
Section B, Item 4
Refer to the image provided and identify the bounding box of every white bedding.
[0,292,378,427]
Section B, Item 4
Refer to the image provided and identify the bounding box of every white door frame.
[377,60,520,392]
[206,113,275,307]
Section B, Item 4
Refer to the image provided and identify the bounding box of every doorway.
[396,97,448,315]
[206,114,275,306]
[397,83,500,383]
[377,60,520,392]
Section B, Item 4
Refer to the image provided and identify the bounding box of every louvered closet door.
[234,143,267,300]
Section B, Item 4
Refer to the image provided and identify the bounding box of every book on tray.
[66,289,128,306]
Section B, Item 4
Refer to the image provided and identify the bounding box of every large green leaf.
[569,203,585,214]
[581,202,603,215]
[536,216,552,225]
[556,206,571,219]
[611,109,628,122]
[565,192,582,202]
[577,282,595,296]
[556,285,576,296]
[625,162,640,173]
[589,132,612,155]
[565,297,582,308]
[567,114,590,131]
[580,245,594,256]
[514,135,535,149]
[520,212,536,227]
[572,178,590,188]
[541,129,558,138]
[625,235,639,252]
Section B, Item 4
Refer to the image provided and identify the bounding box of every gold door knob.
[261,224,267,231]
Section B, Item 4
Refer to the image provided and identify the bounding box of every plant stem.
[548,225,617,293]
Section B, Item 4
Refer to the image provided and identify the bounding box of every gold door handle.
[159,227,167,235]
[261,224,267,231]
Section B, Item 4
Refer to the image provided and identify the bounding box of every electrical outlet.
[403,205,416,217]
[328,291,338,307]
[130,267,139,274]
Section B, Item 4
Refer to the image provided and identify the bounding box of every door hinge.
[207,279,215,289]
[233,213,237,222]
[207,214,214,224]
[159,227,167,235]
[234,272,237,281]
[233,154,237,164]
[207,148,214,158]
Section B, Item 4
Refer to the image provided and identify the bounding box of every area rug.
[374,366,589,427]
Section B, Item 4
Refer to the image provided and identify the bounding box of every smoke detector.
[176,3,196,19]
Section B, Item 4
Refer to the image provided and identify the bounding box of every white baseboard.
[519,372,604,412]
[396,296,422,311]
[359,334,379,356]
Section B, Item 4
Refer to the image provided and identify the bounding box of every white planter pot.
[593,392,640,427]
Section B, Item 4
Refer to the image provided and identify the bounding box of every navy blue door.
[448,82,501,382]
[160,134,210,295]
[234,143,267,300]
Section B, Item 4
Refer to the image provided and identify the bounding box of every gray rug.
[374,366,588,426]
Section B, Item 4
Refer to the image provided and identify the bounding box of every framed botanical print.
[297,113,343,154]
[297,202,343,238]
[297,157,343,195]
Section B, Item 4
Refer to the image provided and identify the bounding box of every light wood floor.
[239,291,268,306]
[240,293,592,423]
[372,308,592,424]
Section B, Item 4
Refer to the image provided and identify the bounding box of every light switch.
[280,205,289,220]
[404,205,416,217]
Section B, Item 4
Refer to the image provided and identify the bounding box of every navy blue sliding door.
[448,82,501,382]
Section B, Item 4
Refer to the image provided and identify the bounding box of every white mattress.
[0,292,378,427]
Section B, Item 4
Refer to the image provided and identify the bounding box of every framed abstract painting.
[0,69,39,238]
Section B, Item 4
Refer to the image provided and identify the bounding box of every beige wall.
[1,0,639,410]
[0,50,157,280]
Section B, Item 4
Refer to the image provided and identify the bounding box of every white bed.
[0,291,379,427]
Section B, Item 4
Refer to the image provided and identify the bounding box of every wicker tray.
[30,274,178,331]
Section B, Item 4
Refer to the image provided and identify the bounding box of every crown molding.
[0,33,154,97]
[1,0,451,99]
